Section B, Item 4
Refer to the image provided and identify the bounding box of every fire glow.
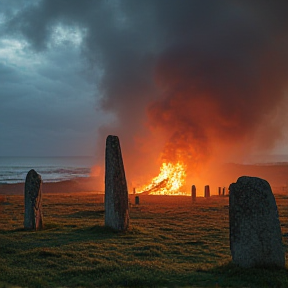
[138,162,186,195]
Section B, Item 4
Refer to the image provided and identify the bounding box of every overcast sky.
[0,0,112,156]
[1,0,288,166]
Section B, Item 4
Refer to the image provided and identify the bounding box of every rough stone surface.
[191,185,196,201]
[204,185,210,198]
[105,135,129,231]
[229,176,285,268]
[24,169,43,230]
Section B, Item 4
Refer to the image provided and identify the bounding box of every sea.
[0,157,96,184]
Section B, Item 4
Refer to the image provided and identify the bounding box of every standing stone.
[191,185,196,201]
[135,195,140,205]
[24,169,43,230]
[229,176,285,268]
[218,187,221,196]
[105,135,129,231]
[204,185,210,198]
[222,187,226,196]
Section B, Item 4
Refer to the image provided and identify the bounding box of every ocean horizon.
[0,156,96,184]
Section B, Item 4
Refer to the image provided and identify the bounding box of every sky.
[1,0,288,185]
[0,0,111,157]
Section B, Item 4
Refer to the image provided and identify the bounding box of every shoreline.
[0,177,104,195]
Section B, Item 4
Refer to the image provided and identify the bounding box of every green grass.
[0,193,287,287]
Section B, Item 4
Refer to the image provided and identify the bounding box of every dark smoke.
[5,0,288,187]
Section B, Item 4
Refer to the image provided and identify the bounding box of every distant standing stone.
[204,185,210,198]
[218,187,221,196]
[135,195,139,205]
[24,169,43,230]
[191,185,196,201]
[105,135,129,231]
[229,176,285,268]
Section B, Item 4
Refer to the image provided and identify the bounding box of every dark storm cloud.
[3,0,160,163]
[0,30,103,156]
[3,1,288,173]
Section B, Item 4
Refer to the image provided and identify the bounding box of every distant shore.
[1,162,288,196]
[0,177,104,195]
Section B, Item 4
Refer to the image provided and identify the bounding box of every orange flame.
[138,162,186,195]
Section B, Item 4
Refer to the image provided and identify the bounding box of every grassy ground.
[0,193,287,288]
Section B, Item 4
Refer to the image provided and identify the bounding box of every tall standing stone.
[191,185,196,201]
[105,135,129,231]
[204,185,210,198]
[229,176,285,268]
[24,169,43,230]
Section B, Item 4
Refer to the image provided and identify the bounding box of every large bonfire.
[138,162,186,195]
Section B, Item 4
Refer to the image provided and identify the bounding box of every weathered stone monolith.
[105,135,129,231]
[204,185,210,198]
[191,185,196,201]
[24,169,43,230]
[218,187,221,196]
[229,176,285,268]
[135,195,139,205]
[222,187,226,196]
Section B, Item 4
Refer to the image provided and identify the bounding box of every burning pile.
[138,162,186,195]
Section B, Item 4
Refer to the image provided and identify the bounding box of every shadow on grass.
[0,223,63,234]
[0,224,122,253]
[1,222,147,246]
[75,224,118,236]
[203,261,288,287]
[0,220,145,242]
[65,209,105,219]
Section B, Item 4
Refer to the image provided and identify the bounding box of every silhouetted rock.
[204,185,210,198]
[135,195,139,205]
[24,169,43,230]
[218,187,221,196]
[229,176,285,268]
[191,185,196,201]
[105,135,129,231]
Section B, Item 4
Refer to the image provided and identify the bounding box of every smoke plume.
[6,0,288,189]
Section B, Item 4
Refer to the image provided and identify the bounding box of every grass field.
[0,193,287,287]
